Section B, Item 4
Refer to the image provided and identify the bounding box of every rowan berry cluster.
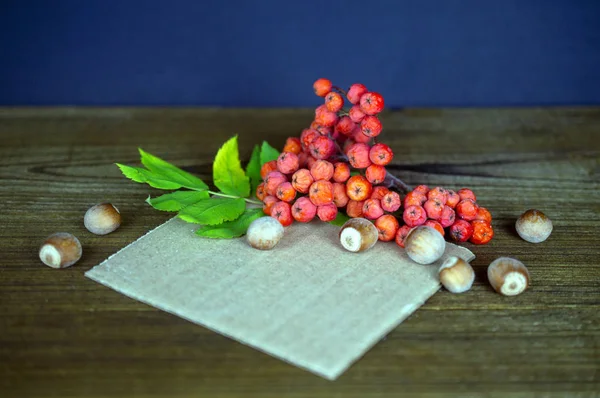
[396,186,494,247]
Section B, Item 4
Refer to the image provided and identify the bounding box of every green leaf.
[259,141,280,165]
[138,149,208,190]
[213,136,251,197]
[246,144,262,196]
[178,197,245,225]
[196,208,264,238]
[146,190,210,212]
[350,171,361,177]
[328,211,350,227]
[116,164,185,190]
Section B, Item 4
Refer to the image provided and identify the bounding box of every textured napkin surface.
[86,218,474,380]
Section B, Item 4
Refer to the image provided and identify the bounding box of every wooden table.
[1,107,598,397]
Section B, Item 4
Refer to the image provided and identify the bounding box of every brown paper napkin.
[86,217,474,380]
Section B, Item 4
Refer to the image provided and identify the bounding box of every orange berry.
[470,220,494,245]
[456,199,479,221]
[375,215,399,241]
[369,143,394,166]
[427,187,448,204]
[277,152,300,174]
[333,182,350,208]
[262,195,278,216]
[423,198,444,220]
[310,121,332,136]
[349,104,366,123]
[403,205,427,227]
[276,182,297,203]
[347,83,368,104]
[291,168,314,194]
[333,162,351,183]
[440,205,456,228]
[404,191,427,208]
[413,185,430,195]
[381,191,401,212]
[317,203,338,222]
[264,171,287,196]
[449,219,474,242]
[360,115,382,138]
[300,128,321,150]
[309,180,334,206]
[475,206,492,224]
[365,164,386,184]
[346,143,372,169]
[370,186,390,200]
[283,137,302,154]
[346,175,373,201]
[346,200,365,218]
[446,189,460,208]
[424,220,445,237]
[325,91,344,113]
[313,78,332,97]
[271,201,293,227]
[260,160,278,180]
[310,160,334,181]
[395,225,412,248]
[458,188,476,202]
[292,197,317,223]
[352,127,371,144]
[335,116,356,136]
[256,182,266,201]
[362,199,384,220]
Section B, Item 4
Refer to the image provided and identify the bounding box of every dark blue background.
[1,0,599,107]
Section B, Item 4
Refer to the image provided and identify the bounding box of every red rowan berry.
[306,155,317,170]
[346,175,373,201]
[346,143,372,169]
[404,191,427,208]
[310,121,332,136]
[395,225,412,248]
[260,160,278,180]
[470,220,494,244]
[335,116,356,136]
[291,169,313,194]
[352,127,372,144]
[366,164,386,184]
[313,78,332,97]
[283,137,302,154]
[359,92,384,115]
[310,159,334,181]
[309,136,335,160]
[271,201,293,227]
[333,162,351,183]
[317,203,338,222]
[363,198,384,220]
[277,152,300,174]
[256,182,266,201]
[458,188,476,202]
[315,108,338,127]
[262,195,278,216]
[439,205,456,228]
[349,105,366,123]
[446,189,460,208]
[297,151,309,168]
[333,182,350,208]
[292,196,317,223]
[309,179,334,206]
[381,191,401,212]
[403,205,427,227]
[370,185,390,201]
[427,187,448,204]
[423,198,444,220]
[276,182,297,203]
[264,171,287,196]
[325,91,344,113]
[475,206,492,224]
[300,128,320,150]
[342,138,356,154]
[449,219,474,242]
[346,200,365,218]
[369,143,394,166]
[375,214,399,242]
[347,83,368,104]
[456,199,479,221]
[361,115,383,138]
[413,185,430,195]
[424,219,445,237]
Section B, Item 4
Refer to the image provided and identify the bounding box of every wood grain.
[0,107,598,397]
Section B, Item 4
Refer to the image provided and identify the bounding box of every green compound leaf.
[139,149,208,190]
[328,211,350,227]
[116,164,186,190]
[178,197,245,225]
[213,136,251,197]
[246,144,262,196]
[146,190,210,212]
[196,208,264,239]
[259,141,280,166]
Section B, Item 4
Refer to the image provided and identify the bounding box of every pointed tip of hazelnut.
[487,257,530,296]
[404,226,446,265]
[84,203,122,235]
[438,256,475,293]
[516,209,552,243]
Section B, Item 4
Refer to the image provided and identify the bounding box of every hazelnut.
[515,209,552,243]
[438,256,475,293]
[246,216,284,250]
[339,218,378,252]
[404,226,446,265]
[39,233,82,269]
[487,257,530,296]
[84,203,121,235]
